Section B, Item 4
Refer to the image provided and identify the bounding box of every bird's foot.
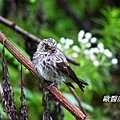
[47,81,57,89]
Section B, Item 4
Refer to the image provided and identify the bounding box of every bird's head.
[37,38,57,53]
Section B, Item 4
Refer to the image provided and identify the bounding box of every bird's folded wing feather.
[56,58,88,91]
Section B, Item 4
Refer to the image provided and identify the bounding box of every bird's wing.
[55,55,88,91]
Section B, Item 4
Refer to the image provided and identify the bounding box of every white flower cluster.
[78,30,118,66]
[57,30,118,67]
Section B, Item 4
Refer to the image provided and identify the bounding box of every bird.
[32,38,88,92]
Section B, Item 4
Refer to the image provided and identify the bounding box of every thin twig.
[0,32,89,120]
[20,64,28,120]
[0,16,40,43]
[68,87,87,116]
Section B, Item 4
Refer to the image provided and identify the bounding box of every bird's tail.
[64,78,88,92]
[77,78,88,92]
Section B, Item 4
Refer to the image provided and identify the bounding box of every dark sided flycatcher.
[32,38,88,92]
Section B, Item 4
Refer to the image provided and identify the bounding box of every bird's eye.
[44,44,49,49]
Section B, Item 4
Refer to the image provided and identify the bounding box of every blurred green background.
[0,0,120,119]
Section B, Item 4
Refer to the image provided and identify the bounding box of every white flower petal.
[66,38,74,45]
[90,37,97,43]
[111,58,118,64]
[89,48,95,54]
[86,43,91,48]
[78,30,85,42]
[85,32,92,39]
[104,49,112,58]
[98,43,104,53]
[81,38,89,44]
[64,44,70,49]
[84,49,89,55]
[93,60,100,67]
[60,37,66,44]
[98,43,104,49]
[90,54,96,61]
[72,45,80,52]
[94,47,99,53]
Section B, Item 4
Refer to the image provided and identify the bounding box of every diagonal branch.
[0,32,89,120]
[0,16,40,43]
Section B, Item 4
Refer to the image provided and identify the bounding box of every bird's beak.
[51,47,56,52]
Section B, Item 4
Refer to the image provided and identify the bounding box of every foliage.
[92,7,120,54]
[0,0,120,120]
